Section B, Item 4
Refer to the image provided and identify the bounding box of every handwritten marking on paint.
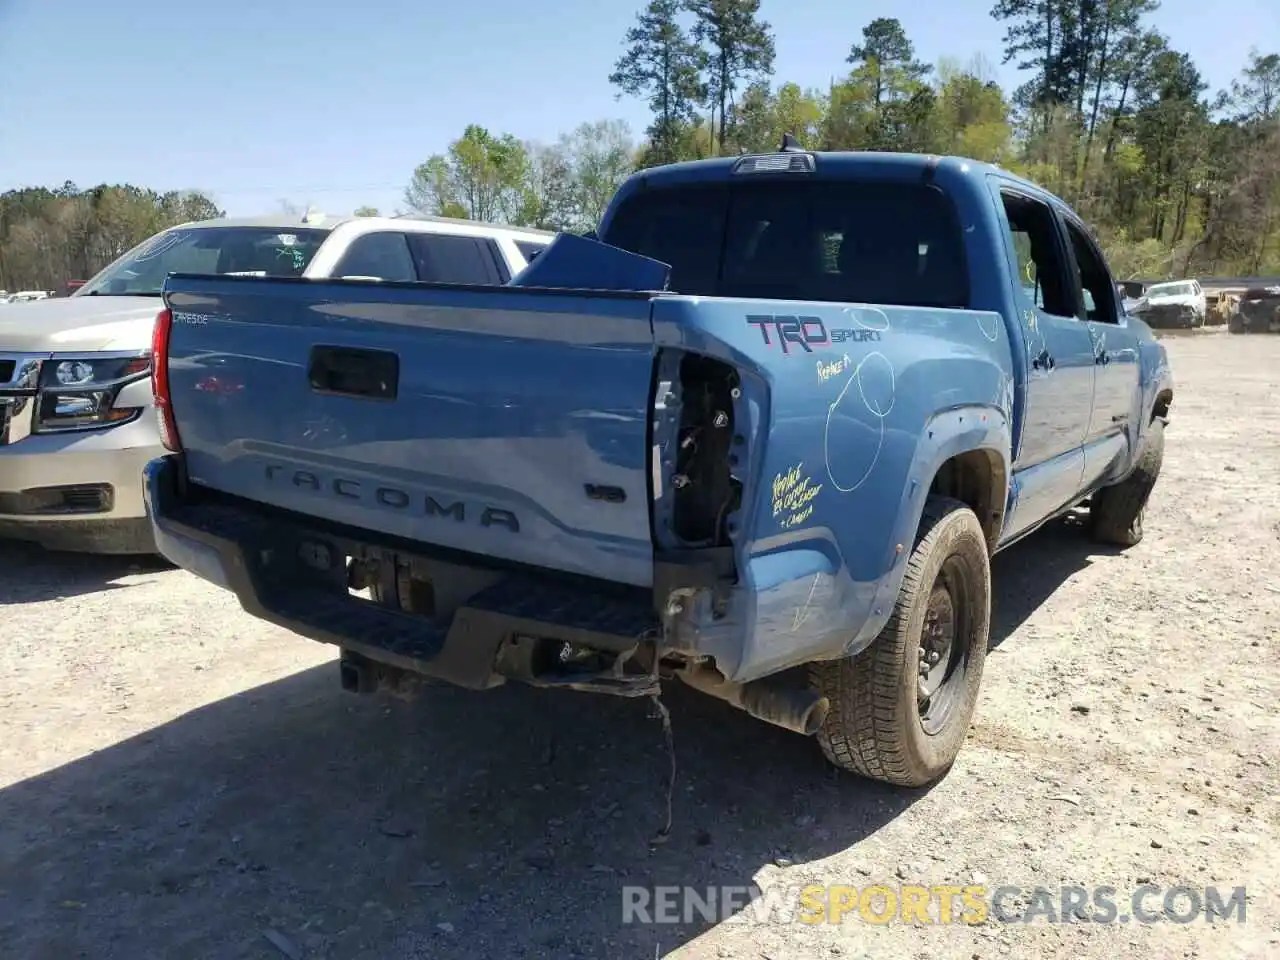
[817,354,852,384]
[772,462,823,530]
[791,573,823,632]
[779,504,815,530]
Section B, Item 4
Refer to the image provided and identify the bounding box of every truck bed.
[164,275,663,587]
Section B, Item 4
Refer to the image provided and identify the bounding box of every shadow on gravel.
[0,539,169,605]
[0,513,1123,959]
[989,510,1123,650]
[0,668,927,959]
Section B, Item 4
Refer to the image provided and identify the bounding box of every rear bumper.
[0,416,160,554]
[145,453,863,688]
[143,455,665,690]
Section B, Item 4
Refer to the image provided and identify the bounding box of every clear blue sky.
[1,0,1275,217]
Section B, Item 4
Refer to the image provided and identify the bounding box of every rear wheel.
[810,496,991,787]
[1089,417,1165,547]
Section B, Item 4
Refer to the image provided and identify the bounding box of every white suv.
[0,212,554,554]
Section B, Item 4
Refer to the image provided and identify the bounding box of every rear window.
[602,179,968,308]
[77,227,329,296]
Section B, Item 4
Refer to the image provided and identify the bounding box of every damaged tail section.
[650,349,747,618]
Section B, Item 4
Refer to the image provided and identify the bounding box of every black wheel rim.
[916,556,972,736]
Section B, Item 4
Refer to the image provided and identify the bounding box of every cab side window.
[1062,218,1119,324]
[407,234,508,285]
[999,191,1076,318]
[333,232,417,282]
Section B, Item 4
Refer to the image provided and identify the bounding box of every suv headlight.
[36,353,151,433]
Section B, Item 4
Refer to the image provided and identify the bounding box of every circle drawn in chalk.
[854,351,894,418]
[823,351,896,494]
[841,305,891,333]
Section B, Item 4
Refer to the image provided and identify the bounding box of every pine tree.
[685,0,776,154]
[609,0,705,165]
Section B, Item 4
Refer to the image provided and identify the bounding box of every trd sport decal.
[746,315,882,353]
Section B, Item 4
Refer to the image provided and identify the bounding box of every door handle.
[1031,348,1055,371]
[308,345,400,400]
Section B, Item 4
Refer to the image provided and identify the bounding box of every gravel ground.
[0,332,1277,960]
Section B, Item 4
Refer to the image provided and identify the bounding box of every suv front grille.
[0,354,44,446]
[0,395,34,446]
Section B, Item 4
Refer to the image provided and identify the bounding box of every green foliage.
[18,4,1266,292]
[618,2,1280,276]
[0,184,224,293]
[404,120,639,234]
[404,125,529,223]
[726,81,823,153]
[609,0,704,164]
[393,1,1278,277]
[560,119,640,228]
[353,206,380,217]
[845,17,934,150]
[685,0,776,153]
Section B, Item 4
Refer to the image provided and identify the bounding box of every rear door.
[1059,212,1140,487]
[993,188,1097,539]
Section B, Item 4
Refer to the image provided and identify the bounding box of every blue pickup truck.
[143,144,1173,787]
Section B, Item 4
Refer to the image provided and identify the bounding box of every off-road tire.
[1088,417,1165,547]
[809,496,991,787]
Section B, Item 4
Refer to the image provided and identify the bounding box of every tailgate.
[163,276,660,587]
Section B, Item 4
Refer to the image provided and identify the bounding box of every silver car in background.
[0,212,552,554]
[1126,278,1207,328]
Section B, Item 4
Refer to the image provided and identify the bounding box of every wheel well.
[1152,388,1173,422]
[929,449,1006,553]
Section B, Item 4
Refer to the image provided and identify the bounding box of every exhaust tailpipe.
[677,664,829,736]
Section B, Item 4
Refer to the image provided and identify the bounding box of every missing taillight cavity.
[671,354,741,546]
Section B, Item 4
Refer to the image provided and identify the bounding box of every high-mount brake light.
[151,307,182,452]
[731,153,816,175]
[731,131,816,175]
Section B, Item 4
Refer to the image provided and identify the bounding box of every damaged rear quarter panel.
[651,296,1013,684]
